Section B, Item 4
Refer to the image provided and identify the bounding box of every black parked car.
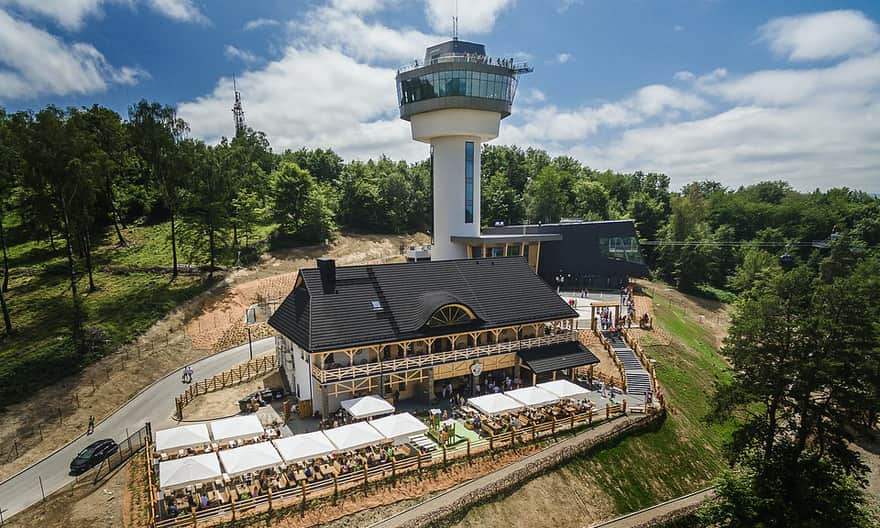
[69,439,118,475]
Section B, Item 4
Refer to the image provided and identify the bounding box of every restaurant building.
[268,257,598,418]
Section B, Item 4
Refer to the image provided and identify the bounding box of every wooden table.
[320,464,334,476]
[294,470,306,482]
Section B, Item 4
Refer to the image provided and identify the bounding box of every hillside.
[448,282,733,528]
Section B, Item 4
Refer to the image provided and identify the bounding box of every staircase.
[602,331,653,396]
[409,434,437,452]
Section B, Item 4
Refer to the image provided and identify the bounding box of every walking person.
[87,415,95,435]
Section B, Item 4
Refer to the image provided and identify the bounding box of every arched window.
[426,304,476,328]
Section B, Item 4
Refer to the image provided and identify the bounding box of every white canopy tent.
[273,431,336,463]
[217,441,283,476]
[324,421,386,451]
[505,386,559,408]
[209,415,264,443]
[537,380,590,401]
[368,412,428,444]
[155,423,210,453]
[159,452,221,490]
[467,393,523,416]
[339,395,395,419]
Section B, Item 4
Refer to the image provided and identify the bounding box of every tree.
[572,178,609,221]
[483,172,524,226]
[272,161,317,235]
[525,166,568,223]
[284,147,343,183]
[128,100,189,279]
[0,108,19,293]
[706,248,880,527]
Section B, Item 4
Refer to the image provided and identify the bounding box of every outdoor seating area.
[155,415,278,461]
[463,380,596,436]
[154,411,428,521]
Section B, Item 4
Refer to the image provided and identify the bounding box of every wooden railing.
[174,355,278,419]
[621,329,659,389]
[152,402,640,528]
[311,332,578,384]
[595,330,628,392]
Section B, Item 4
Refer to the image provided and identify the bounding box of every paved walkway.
[589,487,715,528]
[0,337,275,521]
[367,415,643,528]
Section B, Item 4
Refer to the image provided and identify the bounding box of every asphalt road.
[0,336,275,521]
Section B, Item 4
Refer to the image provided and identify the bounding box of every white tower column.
[411,108,500,261]
[431,136,481,260]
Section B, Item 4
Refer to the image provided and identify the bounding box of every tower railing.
[398,54,531,74]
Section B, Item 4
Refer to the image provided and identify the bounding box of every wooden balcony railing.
[310,331,577,384]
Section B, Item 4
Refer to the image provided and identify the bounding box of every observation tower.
[396,38,531,260]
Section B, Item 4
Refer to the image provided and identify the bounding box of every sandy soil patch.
[181,366,280,421]
[4,462,127,528]
[0,233,427,481]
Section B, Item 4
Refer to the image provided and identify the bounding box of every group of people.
[181,365,194,384]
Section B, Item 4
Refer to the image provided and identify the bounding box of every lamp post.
[246,326,253,360]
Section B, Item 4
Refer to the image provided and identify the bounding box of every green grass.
[0,212,277,407]
[695,284,737,304]
[557,287,733,513]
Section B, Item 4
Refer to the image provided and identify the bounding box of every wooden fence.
[174,355,277,420]
[594,330,628,392]
[621,329,659,389]
[150,402,658,528]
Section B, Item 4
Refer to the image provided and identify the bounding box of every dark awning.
[518,341,599,374]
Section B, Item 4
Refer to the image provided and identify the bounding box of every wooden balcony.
[310,331,578,384]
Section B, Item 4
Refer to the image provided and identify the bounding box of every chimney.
[317,258,336,294]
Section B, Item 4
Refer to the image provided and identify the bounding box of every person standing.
[87,415,95,435]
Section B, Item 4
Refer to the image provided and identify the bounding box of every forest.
[1,101,879,525]
[0,100,878,397]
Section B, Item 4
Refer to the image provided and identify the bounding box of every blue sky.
[1,0,879,192]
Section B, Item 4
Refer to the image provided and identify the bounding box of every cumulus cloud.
[244,18,280,31]
[424,0,513,35]
[0,0,208,29]
[224,45,260,64]
[519,88,546,104]
[178,47,426,161]
[292,4,441,63]
[557,0,582,13]
[0,8,147,100]
[758,10,880,62]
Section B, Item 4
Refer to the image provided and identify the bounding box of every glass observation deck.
[396,39,532,120]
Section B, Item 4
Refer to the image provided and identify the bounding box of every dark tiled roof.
[518,341,599,374]
[268,257,578,352]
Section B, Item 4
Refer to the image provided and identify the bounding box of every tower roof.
[424,39,486,62]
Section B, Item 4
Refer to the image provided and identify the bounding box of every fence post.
[417,450,423,472]
[531,422,536,442]
[300,481,307,517]
[606,405,610,419]
[333,473,339,504]
[589,410,593,424]
[230,496,236,521]
[570,413,575,430]
[622,400,627,415]
[489,432,494,452]
[551,415,556,437]
[39,476,45,502]
[267,486,273,513]
[441,443,447,468]
[466,439,471,464]
[362,463,369,496]
[391,456,397,483]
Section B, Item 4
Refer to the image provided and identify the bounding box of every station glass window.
[465,141,474,223]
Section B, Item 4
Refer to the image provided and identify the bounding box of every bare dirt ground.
[632,279,731,348]
[0,233,427,482]
[579,331,625,383]
[4,462,127,528]
[181,366,279,421]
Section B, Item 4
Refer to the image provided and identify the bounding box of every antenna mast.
[232,74,246,136]
[452,0,459,40]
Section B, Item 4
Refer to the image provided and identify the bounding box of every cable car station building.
[268,257,598,418]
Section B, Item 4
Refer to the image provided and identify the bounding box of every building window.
[465,141,474,223]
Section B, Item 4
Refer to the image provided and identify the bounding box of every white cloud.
[330,0,393,13]
[293,4,442,63]
[0,0,208,29]
[424,0,513,35]
[244,18,280,31]
[0,0,103,30]
[178,47,426,161]
[224,45,260,64]
[519,88,546,104]
[555,52,573,64]
[673,71,695,81]
[145,0,208,24]
[758,10,880,62]
[0,8,147,100]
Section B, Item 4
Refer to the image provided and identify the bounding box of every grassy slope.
[0,213,276,406]
[568,288,733,512]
